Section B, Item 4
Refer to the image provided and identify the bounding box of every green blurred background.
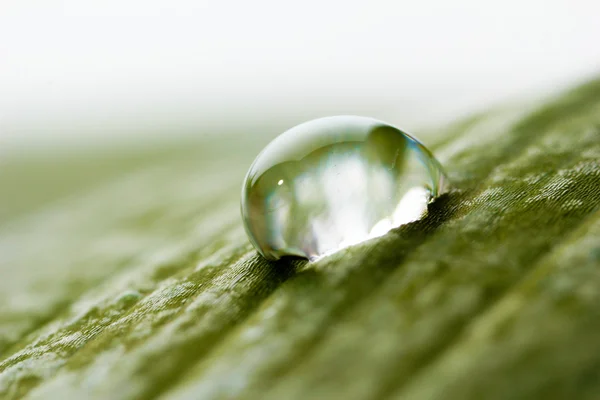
[2,0,600,226]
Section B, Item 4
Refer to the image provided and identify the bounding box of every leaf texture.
[1,78,600,400]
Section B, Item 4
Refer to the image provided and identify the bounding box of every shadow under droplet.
[264,189,470,282]
[284,189,468,267]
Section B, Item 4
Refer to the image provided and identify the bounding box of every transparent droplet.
[241,116,449,261]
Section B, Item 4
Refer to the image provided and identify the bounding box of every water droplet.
[241,116,449,261]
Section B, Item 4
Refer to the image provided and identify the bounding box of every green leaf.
[1,78,600,400]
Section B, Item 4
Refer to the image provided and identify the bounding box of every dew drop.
[241,116,449,261]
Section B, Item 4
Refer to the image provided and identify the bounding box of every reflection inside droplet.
[241,115,449,261]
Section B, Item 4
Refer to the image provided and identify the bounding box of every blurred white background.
[2,0,600,152]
